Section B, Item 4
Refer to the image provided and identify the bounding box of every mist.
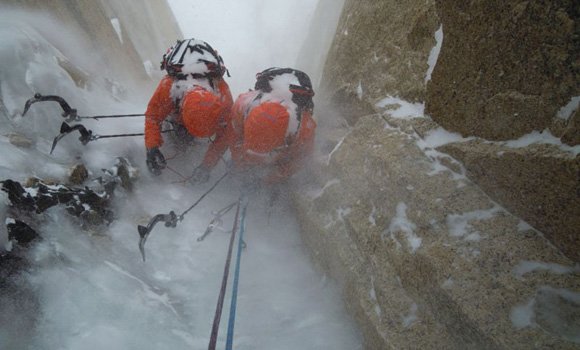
[169,0,323,95]
[0,2,360,349]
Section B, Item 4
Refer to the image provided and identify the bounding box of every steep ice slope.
[0,10,361,350]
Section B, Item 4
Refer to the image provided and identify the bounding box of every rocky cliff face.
[426,0,579,144]
[294,0,580,349]
[320,0,439,125]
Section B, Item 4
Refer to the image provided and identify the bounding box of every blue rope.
[225,199,248,349]
[207,200,241,350]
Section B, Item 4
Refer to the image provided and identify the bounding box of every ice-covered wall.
[0,0,182,93]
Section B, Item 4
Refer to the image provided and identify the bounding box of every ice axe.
[137,171,230,261]
[50,122,173,154]
[138,211,179,261]
[22,93,145,122]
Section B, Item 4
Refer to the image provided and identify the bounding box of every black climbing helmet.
[254,67,315,111]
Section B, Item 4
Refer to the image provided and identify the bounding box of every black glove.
[146,147,166,175]
[190,165,210,184]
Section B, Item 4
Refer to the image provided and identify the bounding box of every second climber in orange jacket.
[206,67,317,187]
[144,38,233,182]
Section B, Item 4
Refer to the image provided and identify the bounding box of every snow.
[368,205,377,226]
[376,96,425,119]
[384,202,421,253]
[254,72,304,136]
[556,96,580,121]
[446,206,501,237]
[143,60,154,78]
[401,303,418,328]
[337,206,352,220]
[415,128,471,180]
[326,133,348,165]
[511,287,580,343]
[421,127,473,148]
[511,298,535,329]
[308,178,340,200]
[517,220,534,232]
[0,6,361,350]
[110,18,123,44]
[369,278,382,317]
[24,186,39,197]
[441,277,454,289]
[513,261,580,278]
[167,0,319,97]
[425,25,443,83]
[502,129,580,156]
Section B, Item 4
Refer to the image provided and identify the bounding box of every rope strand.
[208,199,241,350]
[225,198,248,349]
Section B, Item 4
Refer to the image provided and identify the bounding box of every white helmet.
[161,39,227,78]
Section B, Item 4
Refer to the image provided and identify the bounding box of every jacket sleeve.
[201,112,233,169]
[145,76,174,149]
[201,79,235,169]
[264,114,317,185]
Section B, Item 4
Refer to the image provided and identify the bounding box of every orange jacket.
[216,90,316,184]
[144,75,233,168]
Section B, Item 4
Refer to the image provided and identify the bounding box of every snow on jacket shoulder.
[225,90,316,183]
[144,76,233,151]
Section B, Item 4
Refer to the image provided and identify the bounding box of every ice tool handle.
[137,211,179,261]
[136,171,230,262]
[22,93,144,122]
[50,122,173,154]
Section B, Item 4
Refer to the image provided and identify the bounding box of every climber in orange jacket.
[207,67,316,186]
[144,38,233,183]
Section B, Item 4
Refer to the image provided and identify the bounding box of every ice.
[0,5,361,350]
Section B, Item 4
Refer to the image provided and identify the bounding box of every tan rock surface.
[292,115,580,349]
[425,0,580,142]
[438,140,580,262]
[320,0,439,125]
